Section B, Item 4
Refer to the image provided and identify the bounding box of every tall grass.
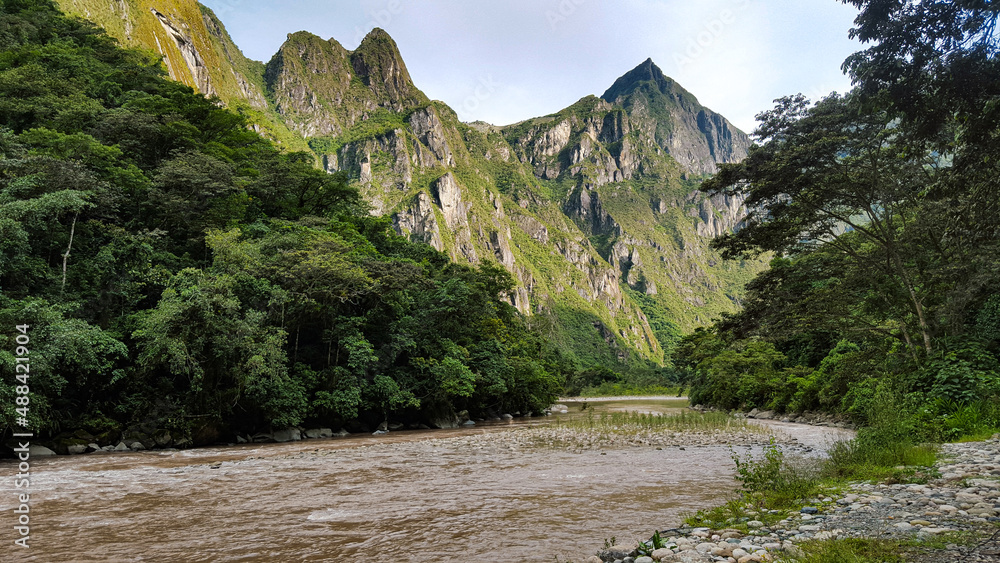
[557,410,762,434]
[775,539,904,563]
[826,387,938,479]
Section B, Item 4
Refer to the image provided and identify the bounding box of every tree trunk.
[61,213,78,292]
[891,250,932,354]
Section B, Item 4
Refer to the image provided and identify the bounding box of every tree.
[703,93,941,355]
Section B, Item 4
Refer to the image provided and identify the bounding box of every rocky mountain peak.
[602,58,700,114]
[263,27,426,138]
[351,27,419,103]
[598,58,750,175]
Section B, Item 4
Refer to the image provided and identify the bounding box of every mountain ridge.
[53,0,766,368]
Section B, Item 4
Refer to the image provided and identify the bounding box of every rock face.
[151,8,215,97]
[394,191,444,251]
[264,28,428,138]
[601,58,751,175]
[60,1,764,366]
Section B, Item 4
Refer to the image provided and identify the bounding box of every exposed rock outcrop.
[410,107,455,167]
[394,191,443,251]
[151,9,215,97]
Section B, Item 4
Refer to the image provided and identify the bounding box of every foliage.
[0,0,564,441]
[775,539,905,563]
[732,437,817,508]
[681,1,1000,443]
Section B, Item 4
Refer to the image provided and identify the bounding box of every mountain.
[53,0,309,151]
[55,0,766,368]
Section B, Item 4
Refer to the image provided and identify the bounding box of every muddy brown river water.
[1,399,852,562]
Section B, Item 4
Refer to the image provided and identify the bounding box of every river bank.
[588,435,1000,563]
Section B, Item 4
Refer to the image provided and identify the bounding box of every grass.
[525,409,770,450]
[683,425,940,531]
[557,410,760,434]
[826,440,939,483]
[775,539,905,562]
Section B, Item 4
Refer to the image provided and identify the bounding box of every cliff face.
[58,1,764,367]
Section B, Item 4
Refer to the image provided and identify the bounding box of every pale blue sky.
[200,0,861,133]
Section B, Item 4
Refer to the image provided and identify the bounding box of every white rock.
[695,542,715,553]
[651,547,675,561]
[29,445,56,456]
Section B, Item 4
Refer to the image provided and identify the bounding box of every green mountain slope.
[56,0,766,368]
[54,0,309,151]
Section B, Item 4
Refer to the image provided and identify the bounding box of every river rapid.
[0,399,852,562]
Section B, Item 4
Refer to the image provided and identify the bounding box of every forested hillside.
[681,0,1000,443]
[0,0,564,448]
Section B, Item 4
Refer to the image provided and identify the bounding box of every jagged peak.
[350,27,424,103]
[601,58,699,109]
[357,27,395,46]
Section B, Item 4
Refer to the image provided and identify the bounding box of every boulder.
[67,444,87,455]
[29,445,57,456]
[86,443,101,453]
[129,442,145,451]
[113,441,129,452]
[305,428,334,439]
[271,428,302,443]
[429,417,460,429]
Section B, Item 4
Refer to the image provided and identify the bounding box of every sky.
[199,0,863,134]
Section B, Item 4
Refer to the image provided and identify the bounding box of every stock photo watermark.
[674,0,751,69]
[547,0,588,30]
[462,75,500,115]
[10,324,32,549]
[354,0,407,45]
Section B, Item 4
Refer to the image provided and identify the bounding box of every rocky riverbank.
[587,435,1000,563]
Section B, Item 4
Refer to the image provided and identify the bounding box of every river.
[0,399,852,562]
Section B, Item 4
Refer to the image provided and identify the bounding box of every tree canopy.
[0,0,564,445]
[682,0,1000,438]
